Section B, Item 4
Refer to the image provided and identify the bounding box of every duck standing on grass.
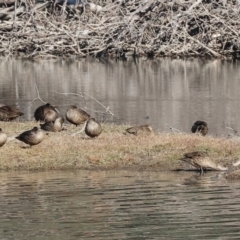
[0,105,24,121]
[191,121,208,136]
[66,105,90,126]
[85,118,102,138]
[34,103,59,122]
[40,116,64,132]
[16,127,45,147]
[125,124,153,136]
[0,128,7,147]
[180,151,228,174]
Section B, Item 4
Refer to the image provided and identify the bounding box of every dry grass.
[1,121,240,171]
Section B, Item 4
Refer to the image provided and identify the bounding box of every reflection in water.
[1,58,240,135]
[0,170,239,239]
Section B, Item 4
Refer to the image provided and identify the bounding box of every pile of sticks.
[0,0,240,59]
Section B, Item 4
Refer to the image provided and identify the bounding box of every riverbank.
[0,121,239,171]
[0,0,240,59]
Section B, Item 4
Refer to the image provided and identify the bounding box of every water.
[1,57,240,136]
[1,58,240,239]
[0,170,239,239]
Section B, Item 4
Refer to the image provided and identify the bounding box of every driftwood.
[0,0,240,59]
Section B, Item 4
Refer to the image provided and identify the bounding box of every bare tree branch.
[51,90,115,118]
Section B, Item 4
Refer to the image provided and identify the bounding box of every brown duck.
[180,151,228,174]
[0,128,7,147]
[34,103,58,122]
[66,105,90,126]
[225,169,240,180]
[16,127,45,147]
[85,118,102,138]
[0,105,23,121]
[40,116,64,132]
[126,124,153,136]
[191,121,208,136]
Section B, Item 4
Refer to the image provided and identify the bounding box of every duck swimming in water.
[191,121,208,136]
[34,103,59,122]
[66,105,90,126]
[85,118,102,138]
[0,105,23,121]
[0,128,7,147]
[16,127,45,147]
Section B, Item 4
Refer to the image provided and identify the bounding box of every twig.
[51,90,115,118]
[32,83,60,113]
[82,92,115,117]
[71,120,87,136]
[13,0,17,30]
[32,83,47,104]
[223,125,238,135]
[165,124,182,133]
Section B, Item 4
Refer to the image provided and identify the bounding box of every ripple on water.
[0,171,239,239]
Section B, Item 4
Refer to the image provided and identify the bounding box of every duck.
[191,121,208,136]
[126,124,153,136]
[180,151,228,174]
[0,128,7,147]
[34,103,58,122]
[85,118,102,138]
[0,105,24,121]
[225,169,240,180]
[66,105,90,126]
[16,127,45,147]
[40,116,64,132]
[224,160,240,180]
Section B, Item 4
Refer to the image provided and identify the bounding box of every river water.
[0,170,239,239]
[1,57,240,136]
[1,58,240,238]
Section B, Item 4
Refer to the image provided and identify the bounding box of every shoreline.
[0,121,239,171]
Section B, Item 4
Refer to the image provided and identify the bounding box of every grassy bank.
[0,121,240,171]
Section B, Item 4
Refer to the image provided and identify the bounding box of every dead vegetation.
[0,0,240,59]
[0,121,240,171]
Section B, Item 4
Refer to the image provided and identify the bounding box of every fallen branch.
[71,120,87,136]
[32,83,47,104]
[51,90,115,118]
[32,83,60,114]
[165,124,182,133]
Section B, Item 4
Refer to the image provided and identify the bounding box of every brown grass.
[0,121,240,171]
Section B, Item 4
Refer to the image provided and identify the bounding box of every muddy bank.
[0,121,239,171]
[0,0,240,59]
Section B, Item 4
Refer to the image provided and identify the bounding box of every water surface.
[0,170,239,239]
[1,57,240,136]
